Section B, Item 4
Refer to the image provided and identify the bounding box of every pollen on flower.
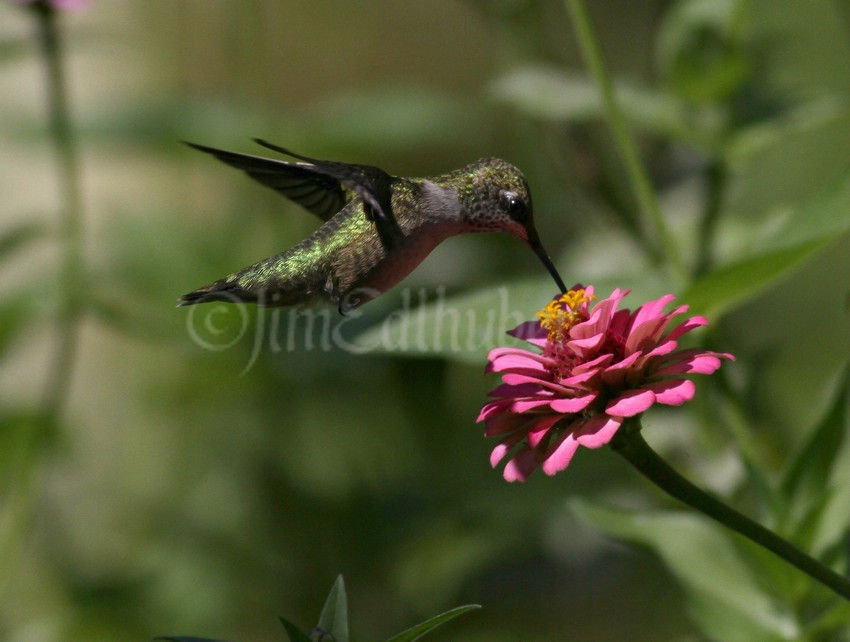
[536,288,595,340]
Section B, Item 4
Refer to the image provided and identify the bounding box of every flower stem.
[611,426,850,600]
[564,0,687,285]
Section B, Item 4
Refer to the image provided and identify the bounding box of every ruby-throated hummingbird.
[179,139,567,313]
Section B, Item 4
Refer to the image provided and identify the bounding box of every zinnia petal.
[642,379,695,406]
[653,353,730,377]
[487,348,554,370]
[527,415,563,448]
[629,294,677,330]
[571,290,624,339]
[665,315,708,341]
[508,321,547,347]
[483,412,534,437]
[605,388,656,417]
[575,413,622,448]
[487,382,541,398]
[512,398,555,413]
[491,432,526,467]
[502,372,572,393]
[489,356,550,374]
[503,447,539,482]
[541,431,581,476]
[571,353,614,374]
[549,393,596,413]
[566,332,605,356]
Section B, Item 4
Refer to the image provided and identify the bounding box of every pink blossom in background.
[478,286,734,482]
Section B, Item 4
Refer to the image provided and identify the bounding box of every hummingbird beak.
[529,237,567,294]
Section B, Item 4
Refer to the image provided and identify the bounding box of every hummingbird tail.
[178,279,314,307]
[177,280,258,306]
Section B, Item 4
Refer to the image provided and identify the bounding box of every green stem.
[564,0,687,285]
[694,158,726,277]
[611,425,850,600]
[0,0,85,598]
[36,0,85,417]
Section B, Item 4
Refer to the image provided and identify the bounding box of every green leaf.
[385,605,480,642]
[279,618,314,642]
[809,387,850,557]
[316,575,348,642]
[781,368,849,535]
[804,599,850,639]
[570,499,800,641]
[351,279,556,363]
[683,238,828,318]
[724,105,850,222]
[756,173,850,254]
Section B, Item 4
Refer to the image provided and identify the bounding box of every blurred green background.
[2,1,850,640]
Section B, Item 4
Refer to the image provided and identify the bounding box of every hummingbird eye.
[499,190,527,219]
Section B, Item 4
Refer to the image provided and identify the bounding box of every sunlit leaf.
[689,171,850,318]
[571,499,800,641]
[683,239,828,318]
[351,279,557,363]
[385,604,481,642]
[755,173,850,254]
[316,575,348,642]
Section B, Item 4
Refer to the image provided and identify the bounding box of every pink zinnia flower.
[478,286,734,482]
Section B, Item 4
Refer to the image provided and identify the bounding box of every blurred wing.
[184,141,346,221]
[254,139,404,249]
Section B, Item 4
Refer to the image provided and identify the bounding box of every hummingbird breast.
[325,182,465,310]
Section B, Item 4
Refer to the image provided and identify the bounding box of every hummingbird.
[179,139,567,314]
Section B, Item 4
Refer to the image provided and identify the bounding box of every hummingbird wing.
[253,139,405,250]
[184,141,346,221]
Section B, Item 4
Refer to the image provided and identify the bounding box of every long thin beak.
[530,238,567,294]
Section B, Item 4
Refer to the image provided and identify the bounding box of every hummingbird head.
[451,158,535,239]
[451,158,567,293]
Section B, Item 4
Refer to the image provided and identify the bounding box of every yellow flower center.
[536,289,595,340]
